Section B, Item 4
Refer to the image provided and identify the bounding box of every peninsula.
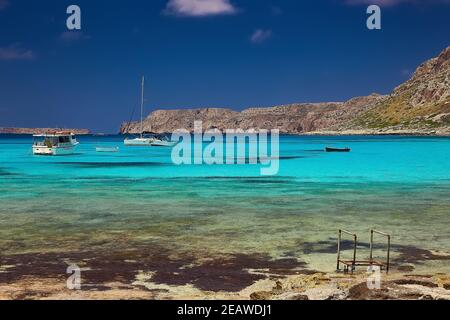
[121,46,450,136]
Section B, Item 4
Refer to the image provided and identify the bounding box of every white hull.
[124,138,155,146]
[96,147,119,152]
[32,144,78,156]
[151,140,176,147]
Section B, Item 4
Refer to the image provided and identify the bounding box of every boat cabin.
[32,131,78,155]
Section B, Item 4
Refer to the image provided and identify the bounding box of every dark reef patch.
[0,247,309,292]
[151,254,307,292]
[394,246,450,264]
[0,168,18,176]
[54,162,167,168]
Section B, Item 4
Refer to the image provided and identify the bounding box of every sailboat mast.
[140,76,145,138]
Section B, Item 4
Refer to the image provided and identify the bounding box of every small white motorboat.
[32,131,79,155]
[95,146,119,152]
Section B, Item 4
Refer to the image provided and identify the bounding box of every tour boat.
[32,131,79,155]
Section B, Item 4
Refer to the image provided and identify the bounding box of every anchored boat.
[151,134,177,147]
[96,146,119,152]
[124,76,155,146]
[124,135,155,146]
[32,131,79,155]
[325,147,351,153]
[123,76,176,147]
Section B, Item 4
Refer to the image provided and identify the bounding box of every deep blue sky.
[0,0,449,133]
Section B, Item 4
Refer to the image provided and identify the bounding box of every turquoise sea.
[1,134,450,289]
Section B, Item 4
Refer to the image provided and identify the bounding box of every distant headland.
[121,46,450,136]
[0,127,90,135]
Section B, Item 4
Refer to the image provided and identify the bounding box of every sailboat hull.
[151,140,177,147]
[124,138,155,146]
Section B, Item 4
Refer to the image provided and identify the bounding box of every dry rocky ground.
[1,271,449,300]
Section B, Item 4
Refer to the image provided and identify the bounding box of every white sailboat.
[124,76,155,146]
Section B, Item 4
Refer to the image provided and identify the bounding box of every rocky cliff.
[344,46,450,133]
[121,46,450,135]
[121,96,384,134]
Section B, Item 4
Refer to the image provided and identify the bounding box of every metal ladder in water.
[336,229,391,273]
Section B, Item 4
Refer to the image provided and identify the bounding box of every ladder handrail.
[337,229,357,272]
[340,229,357,237]
[369,229,391,273]
[372,230,390,237]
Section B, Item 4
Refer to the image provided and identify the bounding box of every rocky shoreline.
[1,242,449,300]
[1,271,449,300]
[247,272,450,300]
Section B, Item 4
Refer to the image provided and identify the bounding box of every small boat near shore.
[32,131,79,155]
[325,147,351,153]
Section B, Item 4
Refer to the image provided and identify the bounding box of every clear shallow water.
[1,134,450,275]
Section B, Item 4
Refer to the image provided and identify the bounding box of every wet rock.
[290,294,309,300]
[434,275,450,289]
[325,293,345,300]
[283,273,330,291]
[347,282,390,300]
[272,281,284,294]
[250,291,273,300]
[391,279,438,288]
